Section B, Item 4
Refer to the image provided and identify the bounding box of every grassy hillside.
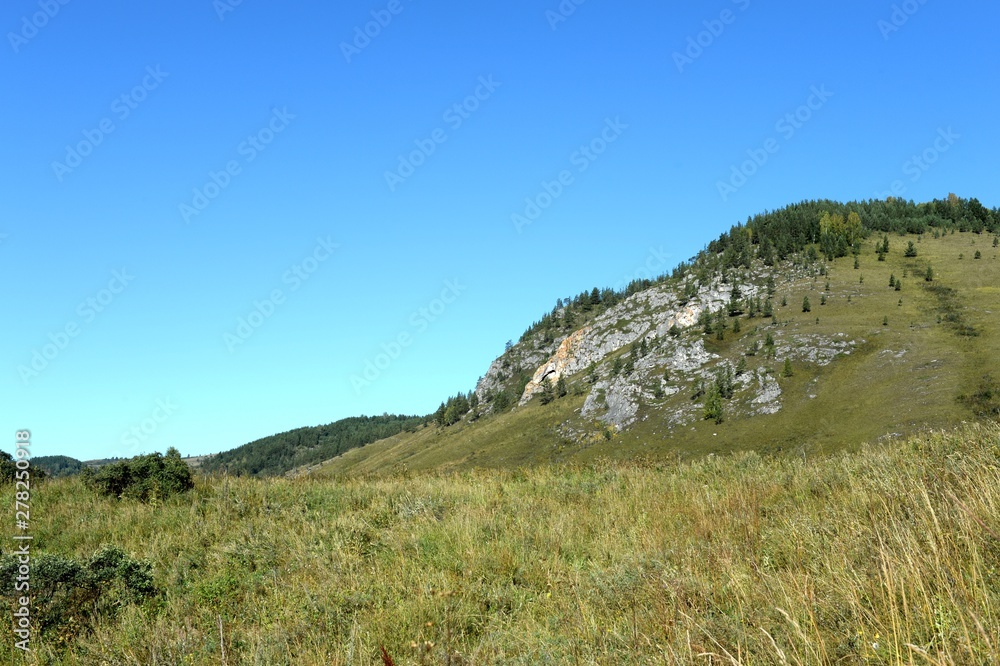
[3,424,998,663]
[317,229,1000,477]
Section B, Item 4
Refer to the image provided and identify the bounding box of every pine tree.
[704,384,724,424]
[925,264,934,282]
[904,241,918,257]
[556,376,568,398]
[802,296,811,313]
[539,378,555,405]
[782,358,794,377]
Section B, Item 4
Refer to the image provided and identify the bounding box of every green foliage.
[0,545,156,643]
[32,455,83,478]
[974,250,982,259]
[82,448,193,502]
[925,263,934,282]
[703,384,724,424]
[958,375,1000,419]
[492,390,514,413]
[782,358,794,377]
[438,392,472,426]
[538,379,556,405]
[0,451,45,484]
[802,296,811,313]
[904,241,918,257]
[714,365,735,399]
[200,414,424,477]
[556,376,568,398]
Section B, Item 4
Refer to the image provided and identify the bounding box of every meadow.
[4,423,999,664]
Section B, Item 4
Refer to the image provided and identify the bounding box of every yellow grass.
[4,423,999,664]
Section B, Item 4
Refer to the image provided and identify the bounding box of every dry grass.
[3,423,999,664]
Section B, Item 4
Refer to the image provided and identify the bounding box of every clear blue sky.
[3,0,998,460]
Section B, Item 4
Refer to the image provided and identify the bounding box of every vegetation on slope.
[199,413,425,477]
[3,424,998,663]
[319,224,1000,476]
[32,455,85,478]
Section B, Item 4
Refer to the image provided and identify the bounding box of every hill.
[198,413,425,477]
[4,424,997,662]
[310,196,1000,477]
[32,455,85,477]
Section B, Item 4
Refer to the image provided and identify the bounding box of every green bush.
[82,448,193,501]
[0,451,47,484]
[0,546,157,643]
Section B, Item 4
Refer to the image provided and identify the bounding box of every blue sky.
[3,0,998,461]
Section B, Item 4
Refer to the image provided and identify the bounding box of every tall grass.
[3,424,999,664]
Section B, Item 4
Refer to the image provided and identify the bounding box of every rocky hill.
[292,196,1000,476]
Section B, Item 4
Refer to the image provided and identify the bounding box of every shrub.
[0,451,47,484]
[0,546,157,643]
[82,448,193,502]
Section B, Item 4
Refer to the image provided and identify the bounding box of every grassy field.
[318,230,1000,477]
[4,423,999,664]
